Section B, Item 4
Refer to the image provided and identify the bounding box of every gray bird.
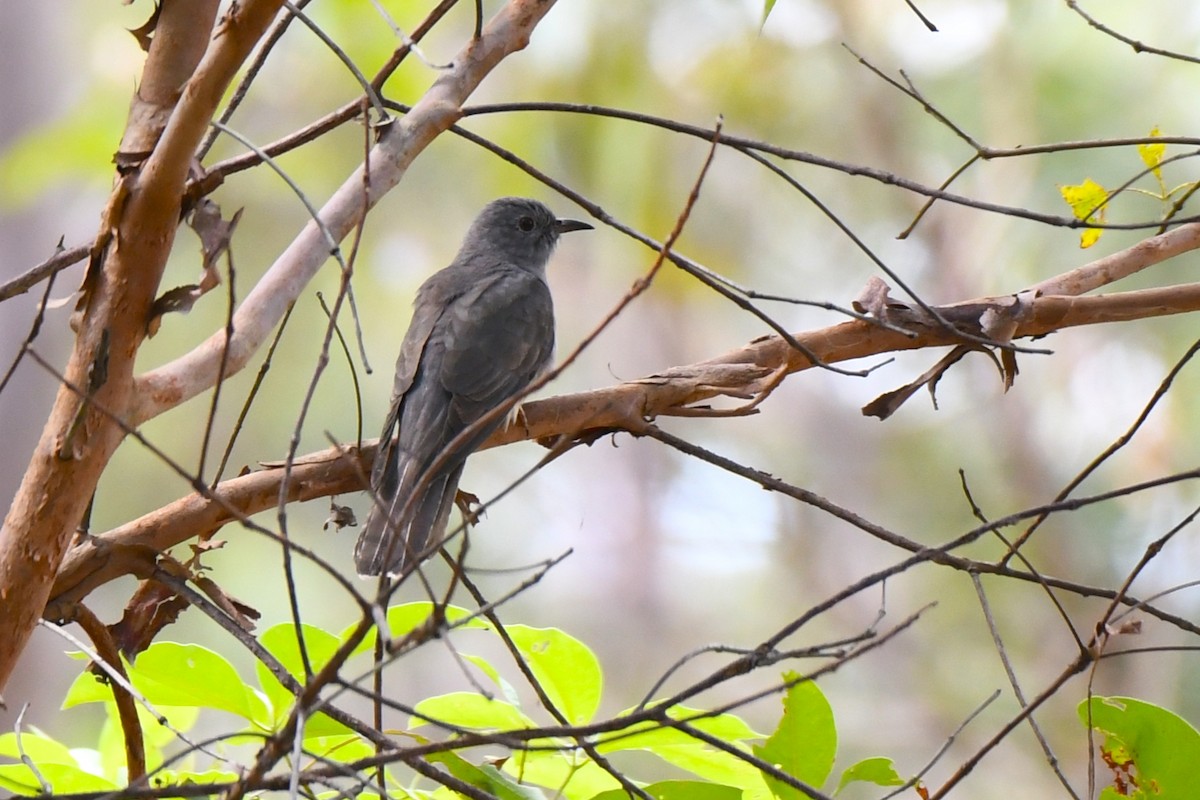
[356,197,592,577]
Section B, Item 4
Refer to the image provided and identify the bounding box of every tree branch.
[0,0,284,694]
[46,223,1200,609]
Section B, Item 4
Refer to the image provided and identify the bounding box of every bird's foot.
[455,489,484,526]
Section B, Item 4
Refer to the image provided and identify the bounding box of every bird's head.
[462,197,592,272]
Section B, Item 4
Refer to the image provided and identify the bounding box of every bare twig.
[0,242,88,303]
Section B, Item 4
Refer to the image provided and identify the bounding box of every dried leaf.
[455,489,484,526]
[128,0,162,52]
[979,290,1037,344]
[853,276,896,318]
[190,199,242,278]
[146,284,202,337]
[45,292,81,310]
[323,499,358,531]
[999,347,1019,391]
[1106,619,1142,636]
[193,575,260,631]
[109,579,189,659]
[863,346,971,420]
[145,201,241,336]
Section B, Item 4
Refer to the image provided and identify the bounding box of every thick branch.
[0,0,283,694]
[1029,222,1200,296]
[47,448,370,618]
[131,0,563,425]
[47,266,1200,608]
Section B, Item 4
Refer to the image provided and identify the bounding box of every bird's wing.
[368,267,463,488]
[439,267,555,425]
[357,266,553,576]
[390,268,464,407]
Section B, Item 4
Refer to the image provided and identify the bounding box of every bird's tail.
[355,463,464,577]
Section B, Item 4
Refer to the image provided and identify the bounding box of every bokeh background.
[4,1,1200,796]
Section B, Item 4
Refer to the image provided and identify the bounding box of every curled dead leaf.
[146,284,203,337]
[853,276,895,318]
[980,290,1038,344]
[193,575,260,632]
[144,201,242,336]
[128,0,162,52]
[323,499,358,531]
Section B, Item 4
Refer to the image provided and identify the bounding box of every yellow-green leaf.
[1060,178,1108,220]
[1138,126,1164,179]
[1059,179,1108,248]
[411,692,536,732]
[505,625,603,725]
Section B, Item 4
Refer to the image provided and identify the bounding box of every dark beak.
[554,218,593,235]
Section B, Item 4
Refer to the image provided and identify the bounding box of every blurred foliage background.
[3,1,1200,796]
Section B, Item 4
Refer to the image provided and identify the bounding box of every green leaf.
[836,757,904,794]
[412,692,537,732]
[464,653,522,706]
[147,768,240,788]
[97,701,199,780]
[303,734,375,764]
[256,623,342,723]
[599,706,763,753]
[62,667,122,708]
[504,749,620,798]
[66,642,269,725]
[653,744,768,796]
[752,677,836,798]
[427,750,546,800]
[345,602,484,657]
[1079,695,1200,799]
[592,780,744,800]
[0,731,115,796]
[760,0,778,27]
[0,762,116,796]
[505,626,603,725]
[0,731,76,765]
[1058,178,1108,248]
[593,704,768,795]
[252,623,355,738]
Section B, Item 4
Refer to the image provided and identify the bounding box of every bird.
[355,197,592,577]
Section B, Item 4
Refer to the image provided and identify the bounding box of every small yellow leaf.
[1079,227,1103,249]
[1059,178,1108,220]
[1059,178,1108,248]
[1138,126,1164,178]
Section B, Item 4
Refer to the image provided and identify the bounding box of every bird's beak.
[554,218,593,234]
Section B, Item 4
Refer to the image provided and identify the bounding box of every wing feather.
[355,264,554,576]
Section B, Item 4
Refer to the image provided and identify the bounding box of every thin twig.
[0,242,88,303]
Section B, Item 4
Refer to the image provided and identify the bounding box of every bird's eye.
[517,216,536,232]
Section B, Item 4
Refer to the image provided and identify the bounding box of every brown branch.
[70,605,147,782]
[1029,222,1200,296]
[46,252,1200,609]
[116,2,222,166]
[501,278,1200,448]
[46,446,369,619]
[0,0,286,694]
[0,242,89,303]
